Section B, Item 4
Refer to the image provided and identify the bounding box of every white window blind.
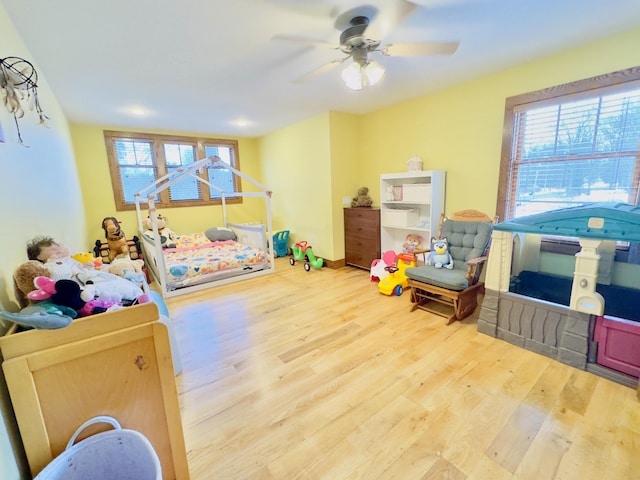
[105,131,241,210]
[507,87,640,218]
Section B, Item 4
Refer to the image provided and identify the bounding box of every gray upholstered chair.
[405,210,496,325]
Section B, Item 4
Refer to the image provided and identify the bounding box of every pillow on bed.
[174,232,210,248]
[205,227,237,242]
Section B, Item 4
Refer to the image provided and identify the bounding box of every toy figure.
[403,234,423,253]
[102,216,130,262]
[143,213,177,248]
[426,237,454,269]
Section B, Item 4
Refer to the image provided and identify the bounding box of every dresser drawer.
[344,208,380,269]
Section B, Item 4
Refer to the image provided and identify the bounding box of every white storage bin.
[402,183,431,203]
[35,416,161,480]
[381,208,419,227]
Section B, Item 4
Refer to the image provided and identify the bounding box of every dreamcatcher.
[0,56,49,145]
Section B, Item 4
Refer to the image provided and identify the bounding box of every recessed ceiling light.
[231,118,252,128]
[130,107,146,116]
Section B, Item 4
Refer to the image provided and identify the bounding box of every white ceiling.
[4,0,640,137]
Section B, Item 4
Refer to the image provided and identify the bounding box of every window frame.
[496,65,640,224]
[104,130,242,211]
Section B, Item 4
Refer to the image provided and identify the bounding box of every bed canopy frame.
[134,155,275,297]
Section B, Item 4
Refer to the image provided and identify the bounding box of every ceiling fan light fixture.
[341,62,364,91]
[341,59,385,91]
[364,60,385,86]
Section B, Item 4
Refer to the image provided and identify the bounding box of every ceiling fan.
[271,1,460,90]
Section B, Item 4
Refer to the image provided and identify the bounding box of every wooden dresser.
[344,207,381,269]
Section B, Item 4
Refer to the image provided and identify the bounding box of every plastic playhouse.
[290,241,323,271]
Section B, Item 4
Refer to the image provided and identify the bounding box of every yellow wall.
[0,6,84,479]
[328,111,361,260]
[69,124,262,244]
[357,26,640,218]
[258,112,334,257]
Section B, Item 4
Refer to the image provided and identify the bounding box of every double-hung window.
[497,67,640,223]
[104,131,240,211]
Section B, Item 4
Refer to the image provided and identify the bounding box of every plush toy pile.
[0,236,148,330]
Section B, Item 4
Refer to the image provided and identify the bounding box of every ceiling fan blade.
[262,0,341,19]
[364,0,418,40]
[382,41,460,56]
[292,57,348,84]
[271,34,339,50]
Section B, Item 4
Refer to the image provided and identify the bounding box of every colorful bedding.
[162,236,267,286]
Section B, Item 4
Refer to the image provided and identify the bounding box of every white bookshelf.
[379,170,446,254]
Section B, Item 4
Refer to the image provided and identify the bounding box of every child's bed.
[140,223,270,295]
[135,156,275,298]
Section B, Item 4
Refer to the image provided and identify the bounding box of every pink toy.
[370,250,397,282]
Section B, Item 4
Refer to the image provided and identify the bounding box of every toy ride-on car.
[378,253,416,296]
[290,241,324,271]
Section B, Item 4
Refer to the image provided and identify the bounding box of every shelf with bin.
[380,170,445,255]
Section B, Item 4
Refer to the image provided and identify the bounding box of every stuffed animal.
[74,270,144,305]
[107,257,146,286]
[0,262,76,329]
[26,236,86,281]
[386,184,395,201]
[13,260,51,308]
[426,237,454,269]
[351,187,373,208]
[143,214,177,249]
[0,301,75,330]
[27,276,120,318]
[403,234,424,253]
[102,216,130,262]
[71,251,100,268]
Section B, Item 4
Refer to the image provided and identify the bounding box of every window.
[497,67,640,223]
[104,131,241,210]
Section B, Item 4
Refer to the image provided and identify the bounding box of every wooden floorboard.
[165,257,640,480]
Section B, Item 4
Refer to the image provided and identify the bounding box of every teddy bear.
[402,234,424,254]
[351,187,373,208]
[106,257,146,286]
[426,237,454,269]
[102,216,130,262]
[143,213,177,249]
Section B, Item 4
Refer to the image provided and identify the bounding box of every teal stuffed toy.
[427,237,454,269]
[0,301,75,330]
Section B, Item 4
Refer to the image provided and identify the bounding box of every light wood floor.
[166,257,640,480]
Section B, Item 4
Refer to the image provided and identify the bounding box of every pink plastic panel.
[594,315,640,377]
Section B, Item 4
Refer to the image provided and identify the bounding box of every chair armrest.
[466,256,487,267]
[411,248,431,265]
[465,256,488,283]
